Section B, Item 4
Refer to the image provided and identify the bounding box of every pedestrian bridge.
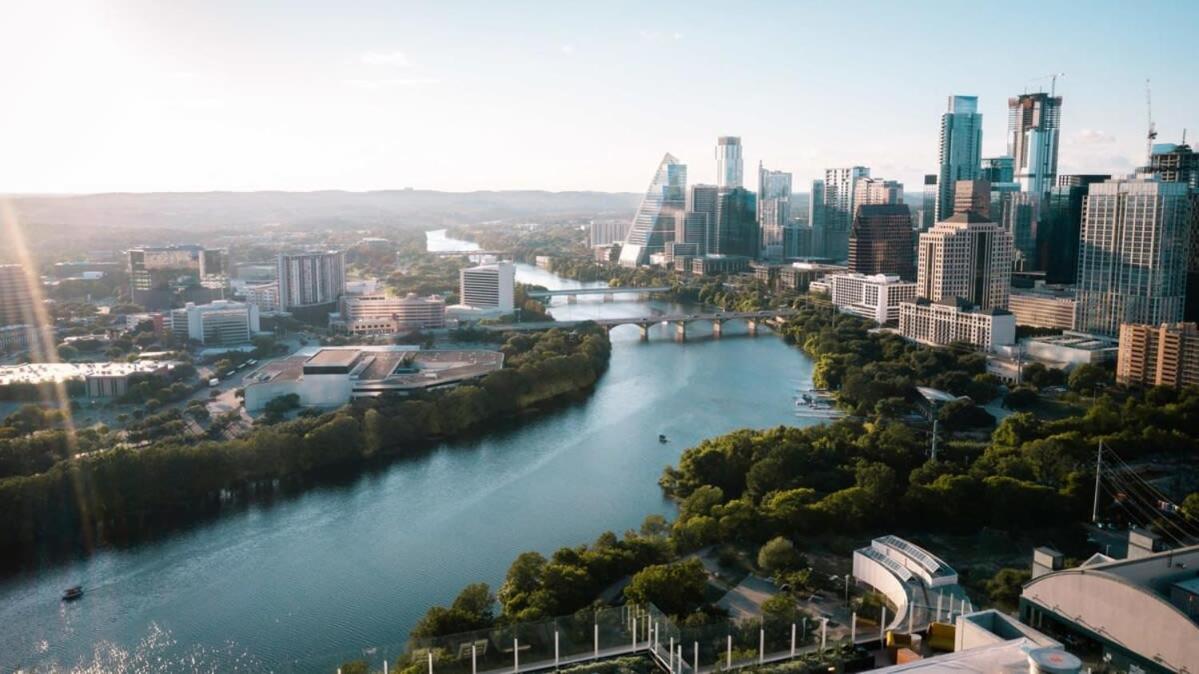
[483,308,798,341]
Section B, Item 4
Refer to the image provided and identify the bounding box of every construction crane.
[1027,72,1065,96]
[1146,78,1158,162]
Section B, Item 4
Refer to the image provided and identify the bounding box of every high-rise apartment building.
[716,137,743,190]
[916,211,1014,310]
[936,95,983,222]
[1117,322,1199,388]
[822,167,870,260]
[1138,142,1199,321]
[921,175,938,231]
[848,204,916,280]
[276,251,346,310]
[1002,192,1041,270]
[713,187,758,258]
[757,163,792,260]
[1075,179,1191,337]
[459,262,515,312]
[1008,93,1062,196]
[981,156,1015,184]
[853,177,903,207]
[0,264,35,328]
[620,154,686,266]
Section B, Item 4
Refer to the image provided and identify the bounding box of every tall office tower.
[1140,142,1199,319]
[921,175,938,230]
[619,153,687,266]
[853,177,903,206]
[0,264,35,327]
[716,136,743,190]
[713,187,758,258]
[1075,179,1191,337]
[848,204,916,280]
[1002,192,1040,270]
[680,183,719,256]
[459,262,515,312]
[809,179,827,255]
[822,167,870,260]
[1038,175,1109,284]
[1008,93,1062,196]
[981,156,1015,184]
[757,163,792,260]
[936,95,983,222]
[953,179,992,216]
[127,244,227,310]
[276,250,346,310]
[916,212,1014,310]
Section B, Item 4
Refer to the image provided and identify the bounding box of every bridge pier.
[602,294,614,303]
[567,294,577,304]
[674,321,687,342]
[712,319,724,338]
[747,319,758,336]
[638,323,649,341]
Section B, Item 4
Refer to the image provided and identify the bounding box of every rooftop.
[306,349,361,369]
[1026,331,1116,351]
[0,360,175,385]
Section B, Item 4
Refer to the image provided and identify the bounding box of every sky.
[0,0,1196,195]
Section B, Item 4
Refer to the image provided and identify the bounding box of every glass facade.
[619,154,686,266]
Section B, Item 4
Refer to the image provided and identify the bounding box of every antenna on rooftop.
[1146,79,1158,162]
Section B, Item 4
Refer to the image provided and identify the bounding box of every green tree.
[984,568,1031,609]
[1068,363,1110,394]
[1182,493,1199,523]
[757,537,803,576]
[624,559,707,616]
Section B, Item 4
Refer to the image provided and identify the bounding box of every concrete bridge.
[428,249,511,257]
[483,308,798,341]
[525,286,673,304]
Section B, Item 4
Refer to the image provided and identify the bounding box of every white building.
[899,297,1016,351]
[241,281,280,313]
[276,251,346,309]
[1008,284,1076,330]
[334,293,446,335]
[1023,331,1117,368]
[916,211,1014,310]
[815,273,917,324]
[170,300,260,345]
[459,262,515,312]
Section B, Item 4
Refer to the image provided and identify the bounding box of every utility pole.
[1092,441,1103,523]
[931,419,939,462]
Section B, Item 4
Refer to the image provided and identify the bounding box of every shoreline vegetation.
[0,325,611,571]
[381,232,1199,674]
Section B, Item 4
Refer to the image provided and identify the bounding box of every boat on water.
[61,586,83,601]
[658,434,668,443]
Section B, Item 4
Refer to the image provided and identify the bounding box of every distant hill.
[8,189,642,231]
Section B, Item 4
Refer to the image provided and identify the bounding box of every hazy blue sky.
[1,0,1196,194]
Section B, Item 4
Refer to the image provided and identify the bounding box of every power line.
[1100,466,1199,545]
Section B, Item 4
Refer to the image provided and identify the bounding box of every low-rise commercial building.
[243,346,503,411]
[813,273,917,324]
[1020,544,1199,673]
[1008,284,1077,330]
[780,262,846,291]
[690,255,750,276]
[170,300,260,345]
[241,281,280,313]
[0,360,179,398]
[1117,321,1199,388]
[899,297,1016,351]
[1023,331,1117,369]
[332,293,446,335]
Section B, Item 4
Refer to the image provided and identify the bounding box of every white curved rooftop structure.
[872,535,959,587]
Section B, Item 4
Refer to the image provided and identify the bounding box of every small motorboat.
[61,586,83,602]
[658,434,668,443]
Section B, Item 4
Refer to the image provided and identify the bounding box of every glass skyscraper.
[619,153,686,266]
[1008,93,1062,196]
[716,136,743,190]
[936,95,983,223]
[1075,179,1190,336]
[757,162,792,260]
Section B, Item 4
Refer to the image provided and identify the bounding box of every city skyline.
[2,0,1196,195]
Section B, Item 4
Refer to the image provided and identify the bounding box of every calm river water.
[0,231,820,672]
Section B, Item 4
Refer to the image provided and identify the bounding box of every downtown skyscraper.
[1008,93,1062,196]
[936,95,983,223]
[916,211,1013,310]
[716,137,743,190]
[1075,178,1191,336]
[619,153,687,266]
[757,162,792,260]
[819,166,869,260]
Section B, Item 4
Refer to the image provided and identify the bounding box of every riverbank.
[0,326,611,572]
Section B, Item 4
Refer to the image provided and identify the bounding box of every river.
[0,231,822,672]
